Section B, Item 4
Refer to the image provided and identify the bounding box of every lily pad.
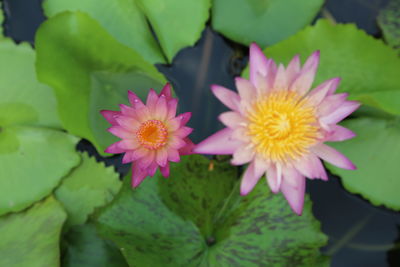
[55,152,122,228]
[62,223,128,267]
[212,0,324,46]
[326,117,400,211]
[42,0,165,64]
[0,2,4,37]
[96,155,328,266]
[243,19,400,115]
[377,0,400,51]
[35,11,166,154]
[0,39,61,128]
[0,196,67,267]
[0,126,80,216]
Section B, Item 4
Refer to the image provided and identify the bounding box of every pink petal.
[155,95,168,120]
[119,104,137,117]
[159,83,172,100]
[211,85,240,111]
[128,90,145,109]
[146,89,159,110]
[160,163,170,177]
[280,171,306,215]
[273,64,288,91]
[254,72,268,95]
[167,149,180,162]
[134,106,151,122]
[167,117,181,132]
[147,162,158,176]
[249,43,269,85]
[118,139,140,150]
[156,148,168,167]
[104,141,126,154]
[235,77,256,103]
[326,125,356,142]
[122,148,149,163]
[240,158,268,195]
[266,164,282,193]
[177,112,192,126]
[137,150,155,170]
[317,93,349,117]
[231,127,250,142]
[320,101,360,125]
[131,164,147,188]
[218,111,245,128]
[290,51,320,96]
[293,154,328,181]
[178,138,194,155]
[167,98,178,119]
[285,54,301,85]
[307,77,341,106]
[311,143,356,170]
[100,110,120,125]
[174,126,193,138]
[168,136,186,150]
[115,116,141,131]
[108,126,134,139]
[231,145,254,165]
[193,128,241,155]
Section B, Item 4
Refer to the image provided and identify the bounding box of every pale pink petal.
[146,89,159,110]
[266,164,282,193]
[168,136,186,149]
[156,148,168,167]
[219,111,245,128]
[159,83,172,100]
[100,110,120,125]
[311,143,356,170]
[115,116,141,131]
[118,139,140,150]
[307,77,341,106]
[326,125,356,142]
[240,158,268,195]
[137,150,155,169]
[317,93,349,117]
[155,95,168,120]
[160,163,170,177]
[119,104,137,117]
[193,128,241,155]
[320,101,360,125]
[167,117,181,132]
[178,138,194,155]
[273,64,288,91]
[147,162,158,176]
[122,151,135,164]
[293,154,328,181]
[177,112,191,126]
[167,98,178,119]
[128,90,145,108]
[174,127,193,138]
[108,126,134,139]
[123,148,149,163]
[254,72,268,95]
[135,106,151,122]
[249,43,269,85]
[131,164,147,188]
[285,54,301,85]
[290,51,320,96]
[231,127,250,142]
[211,85,240,111]
[167,149,180,162]
[235,77,257,102]
[104,141,126,154]
[280,172,306,215]
[231,145,255,165]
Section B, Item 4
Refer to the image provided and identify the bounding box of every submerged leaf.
[377,0,400,51]
[96,155,328,266]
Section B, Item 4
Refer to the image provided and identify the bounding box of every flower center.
[136,120,168,150]
[246,91,321,163]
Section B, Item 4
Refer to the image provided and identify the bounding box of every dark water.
[3,0,399,266]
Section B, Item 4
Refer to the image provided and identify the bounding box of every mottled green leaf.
[212,0,324,46]
[36,11,166,155]
[243,19,400,115]
[0,126,80,215]
[0,196,66,267]
[42,0,165,64]
[96,155,328,266]
[378,0,400,51]
[136,0,210,62]
[326,117,400,211]
[62,223,128,267]
[0,2,4,37]
[0,39,61,128]
[55,152,121,228]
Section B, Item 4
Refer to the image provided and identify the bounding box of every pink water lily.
[101,83,194,187]
[194,43,359,215]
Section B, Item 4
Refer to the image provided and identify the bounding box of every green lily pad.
[135,0,210,62]
[35,11,166,155]
[0,126,80,216]
[96,155,328,266]
[243,19,400,116]
[326,117,400,211]
[377,0,400,51]
[42,0,165,64]
[0,196,67,267]
[212,0,324,46]
[0,39,61,128]
[55,152,122,228]
[62,223,128,267]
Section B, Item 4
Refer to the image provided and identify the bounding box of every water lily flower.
[101,83,194,187]
[194,43,359,215]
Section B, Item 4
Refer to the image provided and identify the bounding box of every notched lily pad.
[96,155,328,266]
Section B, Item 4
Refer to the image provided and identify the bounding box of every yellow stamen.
[246,91,321,164]
[136,120,168,150]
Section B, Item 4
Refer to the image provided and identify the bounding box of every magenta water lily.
[194,43,360,215]
[101,83,194,187]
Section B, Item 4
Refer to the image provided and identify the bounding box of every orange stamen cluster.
[136,120,168,150]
